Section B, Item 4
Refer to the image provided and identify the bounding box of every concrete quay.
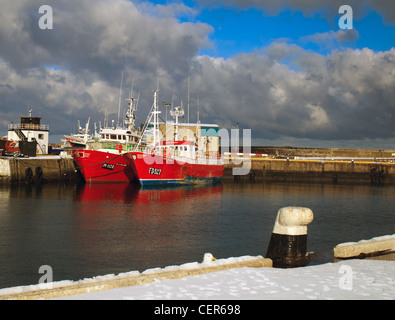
[224,146,395,184]
[0,155,78,184]
[334,235,395,259]
[225,158,395,185]
[0,256,272,300]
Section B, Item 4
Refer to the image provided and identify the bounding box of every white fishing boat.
[63,118,98,148]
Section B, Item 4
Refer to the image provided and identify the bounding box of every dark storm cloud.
[0,0,212,135]
[198,0,395,23]
[0,0,212,79]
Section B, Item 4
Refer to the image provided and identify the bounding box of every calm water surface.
[0,181,394,289]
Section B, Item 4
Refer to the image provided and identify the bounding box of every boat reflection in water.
[72,183,224,275]
[75,182,223,206]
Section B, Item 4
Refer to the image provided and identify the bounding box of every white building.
[8,109,49,154]
[154,122,221,156]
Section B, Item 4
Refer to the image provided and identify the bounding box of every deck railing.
[8,123,49,131]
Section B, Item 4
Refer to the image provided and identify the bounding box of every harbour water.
[0,181,394,290]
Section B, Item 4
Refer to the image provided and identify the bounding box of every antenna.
[162,101,171,123]
[136,92,140,111]
[171,93,175,122]
[117,70,124,128]
[187,76,190,124]
[105,109,108,128]
[130,78,134,97]
[197,93,200,124]
[170,101,184,141]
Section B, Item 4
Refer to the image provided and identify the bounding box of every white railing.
[8,123,49,131]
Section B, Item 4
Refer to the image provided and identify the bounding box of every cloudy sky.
[1,0,394,148]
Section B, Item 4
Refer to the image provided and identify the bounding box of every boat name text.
[102,163,115,170]
[149,168,162,175]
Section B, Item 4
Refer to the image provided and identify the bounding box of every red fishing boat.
[72,93,141,183]
[123,91,224,186]
[73,148,136,183]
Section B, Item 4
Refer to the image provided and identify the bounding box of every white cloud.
[301,30,359,51]
[270,85,287,105]
[306,103,330,129]
[190,46,395,143]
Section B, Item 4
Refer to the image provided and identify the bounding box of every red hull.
[123,152,224,186]
[73,149,136,183]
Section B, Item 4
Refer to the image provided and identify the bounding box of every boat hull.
[65,135,87,148]
[72,149,136,183]
[123,152,224,186]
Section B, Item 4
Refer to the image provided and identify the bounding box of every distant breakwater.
[224,146,395,185]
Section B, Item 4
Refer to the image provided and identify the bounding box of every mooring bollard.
[265,206,314,268]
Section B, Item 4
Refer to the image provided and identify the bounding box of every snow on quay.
[1,255,393,300]
[53,259,394,300]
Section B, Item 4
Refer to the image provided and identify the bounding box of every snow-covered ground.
[54,259,394,300]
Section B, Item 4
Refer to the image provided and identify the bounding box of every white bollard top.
[272,207,314,236]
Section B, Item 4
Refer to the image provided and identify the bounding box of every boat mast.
[152,90,161,147]
[125,95,134,130]
[84,117,90,143]
[134,89,157,151]
[170,102,184,141]
[187,76,190,124]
